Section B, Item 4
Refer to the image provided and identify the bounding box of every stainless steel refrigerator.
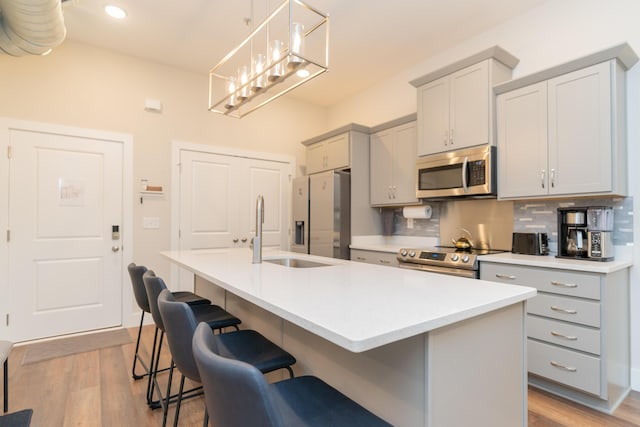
[291,171,351,259]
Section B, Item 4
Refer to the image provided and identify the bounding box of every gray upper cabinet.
[411,46,518,157]
[496,44,638,200]
[306,132,350,174]
[370,116,419,206]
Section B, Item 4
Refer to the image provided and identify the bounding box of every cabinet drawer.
[528,339,601,396]
[480,263,600,300]
[527,315,600,355]
[527,294,600,327]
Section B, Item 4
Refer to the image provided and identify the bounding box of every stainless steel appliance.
[511,232,549,255]
[557,207,588,259]
[397,246,504,278]
[415,145,496,199]
[587,206,614,261]
[291,171,351,259]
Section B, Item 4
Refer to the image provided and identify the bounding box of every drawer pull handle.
[550,361,577,372]
[495,274,516,280]
[551,280,577,288]
[550,331,578,341]
[379,259,390,264]
[550,306,577,315]
[356,257,366,261]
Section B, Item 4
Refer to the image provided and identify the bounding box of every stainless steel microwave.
[415,145,496,199]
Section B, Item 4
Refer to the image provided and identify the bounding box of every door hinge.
[5,229,9,242]
[6,146,11,159]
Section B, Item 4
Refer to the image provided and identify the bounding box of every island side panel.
[195,276,290,383]
[283,322,426,427]
[195,275,426,426]
[426,303,527,427]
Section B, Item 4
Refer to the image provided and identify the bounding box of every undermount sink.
[263,257,331,268]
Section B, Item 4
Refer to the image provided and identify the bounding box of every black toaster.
[512,232,549,255]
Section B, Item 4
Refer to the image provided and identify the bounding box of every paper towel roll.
[403,205,432,219]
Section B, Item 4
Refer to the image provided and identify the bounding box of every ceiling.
[60,0,548,107]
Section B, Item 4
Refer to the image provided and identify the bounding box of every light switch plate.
[143,217,160,229]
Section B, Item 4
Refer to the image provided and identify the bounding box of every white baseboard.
[125,311,154,329]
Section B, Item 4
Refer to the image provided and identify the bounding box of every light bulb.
[252,53,266,92]
[225,77,237,109]
[288,22,305,69]
[238,66,250,100]
[269,39,284,82]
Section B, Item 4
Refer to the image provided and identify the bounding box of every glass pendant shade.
[208,0,329,118]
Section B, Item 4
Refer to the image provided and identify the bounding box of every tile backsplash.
[513,197,634,246]
[389,197,633,246]
[387,203,440,237]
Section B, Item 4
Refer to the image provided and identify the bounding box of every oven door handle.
[398,263,477,279]
[462,156,469,193]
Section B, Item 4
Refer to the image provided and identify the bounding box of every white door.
[8,126,124,341]
[177,148,291,290]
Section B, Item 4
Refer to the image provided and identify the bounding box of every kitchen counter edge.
[478,252,632,273]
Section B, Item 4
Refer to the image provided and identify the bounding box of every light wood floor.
[3,325,640,426]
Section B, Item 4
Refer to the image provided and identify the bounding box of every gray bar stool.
[127,263,210,407]
[193,323,392,427]
[158,289,296,427]
[143,271,241,411]
[0,341,12,413]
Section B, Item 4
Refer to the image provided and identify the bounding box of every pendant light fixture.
[208,0,329,118]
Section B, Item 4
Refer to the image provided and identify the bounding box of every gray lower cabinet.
[350,249,398,267]
[480,261,630,413]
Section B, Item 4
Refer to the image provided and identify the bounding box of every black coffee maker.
[557,207,589,259]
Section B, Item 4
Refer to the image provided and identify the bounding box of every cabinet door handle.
[550,169,556,188]
[541,170,546,189]
[495,274,516,280]
[550,305,577,315]
[550,361,577,372]
[443,130,448,146]
[550,280,577,288]
[449,128,454,145]
[392,186,396,199]
[550,331,578,341]
[241,237,248,243]
[232,238,239,243]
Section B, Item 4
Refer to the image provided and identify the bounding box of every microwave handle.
[462,156,469,193]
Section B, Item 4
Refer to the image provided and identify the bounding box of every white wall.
[325,0,640,391]
[0,40,329,323]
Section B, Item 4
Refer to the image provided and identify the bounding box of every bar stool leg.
[3,358,8,413]
[132,311,148,380]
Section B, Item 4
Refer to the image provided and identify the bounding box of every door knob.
[112,246,120,252]
[241,237,248,243]
[233,238,239,243]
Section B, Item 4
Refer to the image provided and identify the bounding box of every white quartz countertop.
[478,252,632,273]
[162,248,535,353]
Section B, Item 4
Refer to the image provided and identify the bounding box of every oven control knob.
[409,251,416,257]
[400,250,408,257]
[451,254,459,262]
[462,255,470,263]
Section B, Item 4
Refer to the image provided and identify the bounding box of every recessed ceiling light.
[105,5,127,19]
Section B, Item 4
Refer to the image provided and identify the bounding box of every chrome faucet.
[252,195,264,264]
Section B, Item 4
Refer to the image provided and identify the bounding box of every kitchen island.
[162,248,536,427]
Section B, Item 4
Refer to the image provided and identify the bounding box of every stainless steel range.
[396,247,505,279]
